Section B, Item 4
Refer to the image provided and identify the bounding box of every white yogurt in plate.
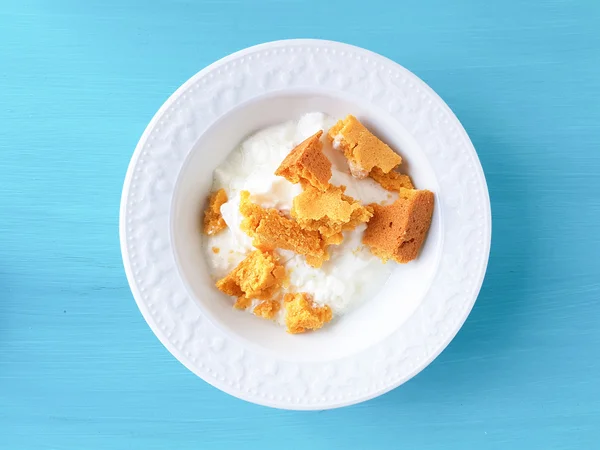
[204,112,396,325]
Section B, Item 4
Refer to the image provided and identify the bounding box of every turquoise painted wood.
[1,0,599,448]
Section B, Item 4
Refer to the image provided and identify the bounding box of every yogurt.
[204,112,395,324]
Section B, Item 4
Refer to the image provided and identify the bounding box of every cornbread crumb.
[291,185,373,239]
[239,191,329,268]
[203,188,228,235]
[216,250,286,302]
[234,296,252,310]
[212,246,220,254]
[253,299,281,320]
[275,131,332,191]
[370,167,414,192]
[284,293,332,334]
[327,115,402,178]
[363,188,434,263]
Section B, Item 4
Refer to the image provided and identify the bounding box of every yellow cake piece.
[215,249,286,304]
[275,130,332,191]
[233,296,252,310]
[369,167,414,192]
[239,190,329,268]
[363,188,434,263]
[328,115,402,178]
[203,188,228,235]
[283,292,332,334]
[253,299,281,320]
[291,185,373,239]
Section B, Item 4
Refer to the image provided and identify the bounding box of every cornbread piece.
[275,131,332,190]
[203,188,228,235]
[291,185,373,239]
[323,232,344,246]
[363,188,434,263]
[253,299,281,320]
[369,167,414,192]
[239,190,329,268]
[284,293,332,334]
[328,115,402,178]
[234,296,252,310]
[216,250,286,302]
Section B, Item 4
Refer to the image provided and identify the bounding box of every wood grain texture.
[1,0,599,448]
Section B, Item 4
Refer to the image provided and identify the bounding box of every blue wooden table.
[1,1,599,448]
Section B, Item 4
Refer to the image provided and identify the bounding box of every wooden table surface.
[1,1,599,448]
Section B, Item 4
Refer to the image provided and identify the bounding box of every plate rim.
[120,38,492,410]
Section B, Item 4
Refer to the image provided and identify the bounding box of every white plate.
[120,39,491,410]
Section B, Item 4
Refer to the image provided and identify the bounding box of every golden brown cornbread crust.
[203,188,228,235]
[283,292,332,334]
[275,131,332,191]
[362,188,434,263]
[238,190,329,268]
[327,115,402,178]
[253,298,281,320]
[215,249,286,301]
[291,185,373,240]
[369,167,414,192]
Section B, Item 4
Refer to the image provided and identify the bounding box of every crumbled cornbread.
[208,113,436,335]
[363,188,434,263]
[275,131,331,191]
[369,167,414,192]
[234,296,252,310]
[215,249,286,302]
[328,115,402,178]
[291,185,373,239]
[203,188,228,235]
[283,293,332,334]
[239,190,329,268]
[253,299,281,320]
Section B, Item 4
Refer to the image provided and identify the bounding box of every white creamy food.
[204,112,396,324]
